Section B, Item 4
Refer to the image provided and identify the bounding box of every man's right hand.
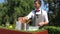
[18,17,23,23]
[18,17,28,23]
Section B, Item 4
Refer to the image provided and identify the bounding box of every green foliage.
[0,0,60,26]
[44,26,60,34]
[0,0,34,25]
[47,0,60,26]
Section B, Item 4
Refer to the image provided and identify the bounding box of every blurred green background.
[0,0,60,34]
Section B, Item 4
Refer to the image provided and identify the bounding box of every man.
[18,0,49,27]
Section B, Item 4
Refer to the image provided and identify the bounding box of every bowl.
[27,26,39,31]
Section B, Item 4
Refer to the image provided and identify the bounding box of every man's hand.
[18,17,28,23]
[38,22,45,26]
[18,17,23,23]
[38,22,48,26]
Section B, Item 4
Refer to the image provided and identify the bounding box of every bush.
[44,26,60,34]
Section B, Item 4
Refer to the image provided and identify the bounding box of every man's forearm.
[44,22,49,25]
[39,22,48,26]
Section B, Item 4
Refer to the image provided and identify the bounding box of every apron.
[32,10,45,26]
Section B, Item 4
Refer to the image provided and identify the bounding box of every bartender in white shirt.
[18,0,49,27]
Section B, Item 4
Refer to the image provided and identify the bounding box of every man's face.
[34,1,41,9]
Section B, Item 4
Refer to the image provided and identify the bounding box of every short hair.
[34,0,41,4]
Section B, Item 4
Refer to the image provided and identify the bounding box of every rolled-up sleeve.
[44,11,49,23]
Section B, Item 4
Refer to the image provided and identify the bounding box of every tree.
[1,0,34,25]
[0,0,60,26]
[48,0,60,26]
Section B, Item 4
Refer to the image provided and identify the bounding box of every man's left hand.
[38,22,45,26]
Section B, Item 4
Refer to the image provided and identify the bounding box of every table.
[0,28,48,34]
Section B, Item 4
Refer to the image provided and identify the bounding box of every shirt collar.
[35,7,42,14]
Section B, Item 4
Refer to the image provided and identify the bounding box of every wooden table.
[0,28,48,34]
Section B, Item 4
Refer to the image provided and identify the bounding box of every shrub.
[44,26,60,34]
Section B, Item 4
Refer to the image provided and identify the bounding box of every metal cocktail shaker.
[21,23,28,30]
[16,21,29,30]
[15,21,22,30]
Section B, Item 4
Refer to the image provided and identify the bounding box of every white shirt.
[26,8,49,22]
